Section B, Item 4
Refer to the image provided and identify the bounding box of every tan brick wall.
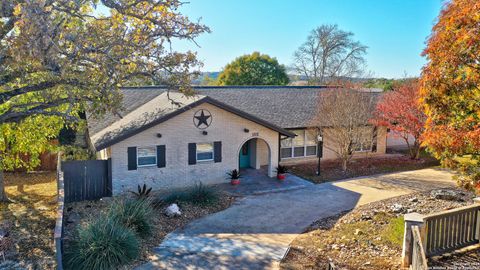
[107,103,279,194]
[280,126,387,165]
[257,138,270,166]
[376,126,387,154]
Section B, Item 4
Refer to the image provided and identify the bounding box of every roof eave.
[92,96,295,150]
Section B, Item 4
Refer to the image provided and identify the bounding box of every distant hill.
[192,72,220,85]
[193,72,412,91]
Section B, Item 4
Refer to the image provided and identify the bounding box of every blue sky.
[171,0,444,79]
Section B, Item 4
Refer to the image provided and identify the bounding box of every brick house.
[87,86,387,194]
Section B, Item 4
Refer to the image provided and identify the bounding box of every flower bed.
[63,186,236,269]
[287,154,439,184]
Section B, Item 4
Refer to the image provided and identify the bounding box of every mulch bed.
[0,172,57,270]
[287,154,440,184]
[63,192,236,269]
[280,188,475,270]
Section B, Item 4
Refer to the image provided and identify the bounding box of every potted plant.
[276,165,288,180]
[227,169,241,185]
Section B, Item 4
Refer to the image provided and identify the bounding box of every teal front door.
[239,141,251,168]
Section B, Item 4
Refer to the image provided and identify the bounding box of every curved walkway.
[137,168,455,270]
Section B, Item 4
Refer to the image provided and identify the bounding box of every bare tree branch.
[292,24,367,85]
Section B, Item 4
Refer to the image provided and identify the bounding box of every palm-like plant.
[130,184,152,199]
[226,169,242,180]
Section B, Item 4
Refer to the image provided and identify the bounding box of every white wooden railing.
[410,226,428,270]
[424,204,480,256]
[402,199,480,269]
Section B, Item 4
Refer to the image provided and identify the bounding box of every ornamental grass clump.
[108,198,153,238]
[64,219,139,270]
[186,182,219,206]
[163,182,219,206]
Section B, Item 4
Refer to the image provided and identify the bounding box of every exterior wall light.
[156,133,162,138]
[244,128,250,133]
[202,131,208,135]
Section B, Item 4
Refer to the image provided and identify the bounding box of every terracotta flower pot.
[277,174,286,180]
[231,179,240,185]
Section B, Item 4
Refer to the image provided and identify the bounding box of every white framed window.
[137,146,157,167]
[196,142,214,162]
[305,129,318,156]
[281,129,318,159]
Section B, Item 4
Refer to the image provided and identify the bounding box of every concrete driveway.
[137,168,455,270]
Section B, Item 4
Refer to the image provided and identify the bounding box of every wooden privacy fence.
[402,200,480,269]
[62,159,112,203]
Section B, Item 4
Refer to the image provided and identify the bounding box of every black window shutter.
[188,143,196,165]
[157,145,166,168]
[371,127,378,152]
[214,141,222,163]
[127,147,137,170]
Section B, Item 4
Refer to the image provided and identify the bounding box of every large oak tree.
[0,0,209,201]
[217,52,289,86]
[292,24,367,85]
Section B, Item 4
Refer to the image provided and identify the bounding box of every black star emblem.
[194,110,211,129]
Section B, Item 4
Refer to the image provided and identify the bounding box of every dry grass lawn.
[0,172,57,269]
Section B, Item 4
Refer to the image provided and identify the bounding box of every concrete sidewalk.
[137,168,456,270]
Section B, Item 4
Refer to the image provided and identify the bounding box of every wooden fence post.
[401,212,425,268]
[54,152,65,270]
[474,198,480,241]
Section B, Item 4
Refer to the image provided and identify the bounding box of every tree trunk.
[341,158,348,172]
[409,140,421,160]
[413,143,421,160]
[0,167,8,203]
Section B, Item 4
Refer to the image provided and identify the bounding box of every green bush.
[108,199,153,238]
[164,182,219,206]
[64,219,139,270]
[444,156,480,190]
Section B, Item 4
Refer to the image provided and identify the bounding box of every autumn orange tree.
[372,80,426,159]
[420,0,480,187]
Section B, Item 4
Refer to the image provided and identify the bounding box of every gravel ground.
[430,247,480,269]
[281,188,476,270]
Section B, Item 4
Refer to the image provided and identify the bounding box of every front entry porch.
[238,137,275,177]
[218,166,313,196]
